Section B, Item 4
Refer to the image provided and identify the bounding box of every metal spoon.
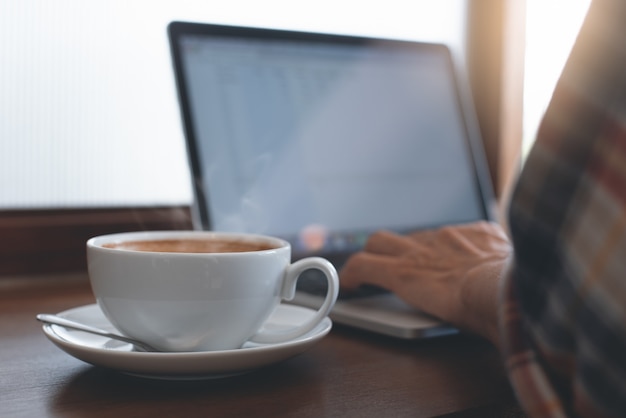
[36,313,159,352]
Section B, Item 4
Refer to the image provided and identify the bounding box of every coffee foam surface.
[103,238,275,253]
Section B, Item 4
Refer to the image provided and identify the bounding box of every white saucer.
[41,303,332,380]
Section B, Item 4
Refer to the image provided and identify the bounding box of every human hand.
[340,221,512,345]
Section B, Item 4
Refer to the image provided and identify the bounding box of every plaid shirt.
[501,0,626,417]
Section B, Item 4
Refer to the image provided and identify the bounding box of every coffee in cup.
[87,231,339,352]
[102,238,276,253]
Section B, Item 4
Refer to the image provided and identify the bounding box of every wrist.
[458,257,510,347]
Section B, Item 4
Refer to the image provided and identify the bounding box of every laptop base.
[291,291,458,339]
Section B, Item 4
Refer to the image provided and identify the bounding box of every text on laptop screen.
[177,33,487,256]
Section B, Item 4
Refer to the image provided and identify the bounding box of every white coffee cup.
[86,230,338,352]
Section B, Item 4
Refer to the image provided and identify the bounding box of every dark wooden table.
[0,273,523,418]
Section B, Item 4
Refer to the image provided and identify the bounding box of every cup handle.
[249,257,339,344]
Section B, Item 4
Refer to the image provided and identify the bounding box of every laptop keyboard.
[296,269,388,300]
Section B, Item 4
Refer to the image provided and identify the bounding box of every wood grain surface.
[0,273,523,418]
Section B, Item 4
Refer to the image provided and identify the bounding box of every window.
[523,0,592,156]
[1,0,467,209]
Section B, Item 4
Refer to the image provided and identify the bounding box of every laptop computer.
[167,22,496,339]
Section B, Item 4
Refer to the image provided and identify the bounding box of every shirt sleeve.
[500,1,626,417]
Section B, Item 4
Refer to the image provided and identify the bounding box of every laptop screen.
[168,23,494,259]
